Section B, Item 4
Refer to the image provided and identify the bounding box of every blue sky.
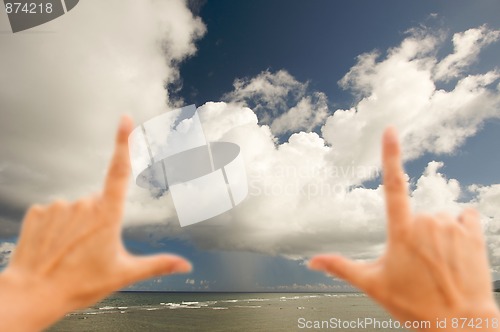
[178,0,500,189]
[1,0,500,291]
[180,1,500,105]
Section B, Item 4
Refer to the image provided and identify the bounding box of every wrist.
[0,268,68,331]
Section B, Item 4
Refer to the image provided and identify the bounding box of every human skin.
[309,127,500,331]
[0,116,192,332]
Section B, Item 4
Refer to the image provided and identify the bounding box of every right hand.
[309,127,499,331]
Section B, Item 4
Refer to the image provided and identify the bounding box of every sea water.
[48,292,500,331]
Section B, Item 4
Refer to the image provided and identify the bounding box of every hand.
[0,116,191,332]
[309,127,500,331]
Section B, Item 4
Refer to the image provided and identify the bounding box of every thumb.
[124,254,192,283]
[309,254,372,291]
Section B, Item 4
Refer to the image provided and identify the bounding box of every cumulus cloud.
[473,184,500,220]
[434,25,500,82]
[271,92,329,136]
[327,27,500,168]
[125,26,500,262]
[469,184,500,274]
[411,162,462,215]
[223,70,329,135]
[0,0,205,229]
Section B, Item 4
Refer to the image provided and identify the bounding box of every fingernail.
[384,126,398,144]
[119,115,133,131]
[172,260,192,274]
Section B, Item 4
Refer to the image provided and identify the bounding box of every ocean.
[48,292,500,331]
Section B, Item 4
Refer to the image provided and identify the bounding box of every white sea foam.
[202,301,217,306]
[161,302,177,306]
[98,306,116,310]
[163,303,203,309]
[85,312,107,315]
[242,298,268,302]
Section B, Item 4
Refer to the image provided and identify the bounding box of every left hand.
[0,116,191,331]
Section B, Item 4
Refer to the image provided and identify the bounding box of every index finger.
[382,127,412,242]
[103,115,134,212]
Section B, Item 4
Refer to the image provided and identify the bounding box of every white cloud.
[125,26,500,262]
[472,184,500,220]
[469,184,500,275]
[0,0,205,210]
[434,25,500,82]
[223,70,329,135]
[325,27,500,169]
[271,92,329,135]
[223,70,305,116]
[411,162,462,215]
[0,242,15,267]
